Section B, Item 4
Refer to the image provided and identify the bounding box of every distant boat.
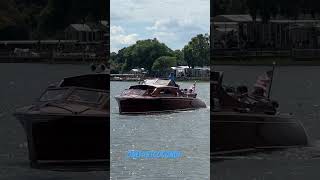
[14,73,109,167]
[115,78,206,114]
[212,71,308,154]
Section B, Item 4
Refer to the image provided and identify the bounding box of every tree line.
[0,0,107,40]
[110,34,210,74]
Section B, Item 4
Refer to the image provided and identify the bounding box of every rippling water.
[212,66,320,180]
[0,63,108,180]
[111,81,210,179]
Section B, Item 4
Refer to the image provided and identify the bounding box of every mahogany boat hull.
[14,111,109,165]
[115,96,206,114]
[212,112,308,154]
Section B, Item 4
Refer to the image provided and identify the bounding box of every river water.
[212,66,320,180]
[110,81,210,179]
[0,63,109,180]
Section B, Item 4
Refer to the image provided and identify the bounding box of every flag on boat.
[189,82,196,93]
[253,70,273,97]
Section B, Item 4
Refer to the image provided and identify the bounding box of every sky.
[110,0,210,52]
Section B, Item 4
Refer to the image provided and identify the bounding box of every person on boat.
[168,72,179,88]
[186,82,197,98]
[168,72,175,81]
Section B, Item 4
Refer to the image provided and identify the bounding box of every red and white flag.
[253,70,273,96]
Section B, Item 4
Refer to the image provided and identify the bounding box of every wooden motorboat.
[115,79,206,114]
[211,71,308,154]
[14,74,109,167]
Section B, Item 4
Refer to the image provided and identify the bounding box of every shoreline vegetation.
[109,35,210,81]
[110,34,210,74]
[0,1,108,65]
[0,0,107,40]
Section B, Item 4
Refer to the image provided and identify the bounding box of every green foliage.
[110,52,122,74]
[0,0,29,39]
[115,39,173,72]
[152,56,177,72]
[37,0,107,39]
[182,34,210,68]
[0,0,107,40]
[173,49,186,65]
[111,34,209,73]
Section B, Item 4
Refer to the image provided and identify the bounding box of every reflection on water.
[212,66,320,180]
[111,81,210,179]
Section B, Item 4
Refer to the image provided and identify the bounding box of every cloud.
[110,25,139,52]
[147,19,206,33]
[146,18,207,49]
[111,0,209,50]
[111,0,209,24]
[153,31,177,42]
[112,34,138,45]
[111,25,125,34]
[146,19,178,31]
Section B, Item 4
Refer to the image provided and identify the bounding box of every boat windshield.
[40,88,68,101]
[67,89,106,104]
[121,89,146,96]
[40,88,107,104]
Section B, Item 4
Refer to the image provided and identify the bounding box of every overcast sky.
[110,0,210,52]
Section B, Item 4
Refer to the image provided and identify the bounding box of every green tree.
[110,52,122,74]
[0,0,29,40]
[246,0,259,22]
[152,56,177,72]
[116,38,173,72]
[173,49,186,65]
[37,0,107,39]
[278,0,302,19]
[0,0,107,40]
[183,34,210,68]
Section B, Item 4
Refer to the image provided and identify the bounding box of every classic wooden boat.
[211,71,308,154]
[14,74,109,167]
[115,79,206,114]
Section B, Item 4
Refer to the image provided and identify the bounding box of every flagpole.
[267,61,276,99]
